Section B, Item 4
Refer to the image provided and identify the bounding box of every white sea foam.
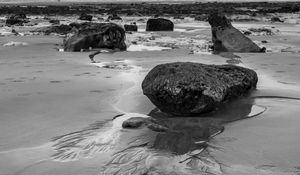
[3,41,28,47]
[127,44,172,51]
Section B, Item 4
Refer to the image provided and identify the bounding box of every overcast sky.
[0,0,298,3]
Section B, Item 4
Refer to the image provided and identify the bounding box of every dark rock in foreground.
[208,13,264,53]
[64,23,126,52]
[142,62,258,116]
[146,18,174,31]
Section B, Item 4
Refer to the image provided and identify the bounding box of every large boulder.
[142,62,258,116]
[146,18,174,31]
[64,23,127,52]
[208,13,264,53]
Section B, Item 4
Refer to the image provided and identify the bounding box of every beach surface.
[0,19,300,175]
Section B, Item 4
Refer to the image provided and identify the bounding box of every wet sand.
[0,20,300,175]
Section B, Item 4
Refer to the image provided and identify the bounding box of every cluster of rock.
[36,24,73,35]
[6,13,29,26]
[208,13,265,53]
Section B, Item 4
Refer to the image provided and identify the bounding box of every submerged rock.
[146,18,174,31]
[142,62,258,115]
[208,13,264,53]
[64,23,127,52]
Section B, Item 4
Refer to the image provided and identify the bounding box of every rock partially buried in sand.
[64,23,127,52]
[208,13,264,53]
[146,18,174,31]
[122,117,145,128]
[122,117,169,132]
[142,62,258,115]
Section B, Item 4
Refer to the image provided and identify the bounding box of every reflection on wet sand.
[52,97,266,175]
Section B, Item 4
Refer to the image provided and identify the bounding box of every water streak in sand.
[51,60,148,162]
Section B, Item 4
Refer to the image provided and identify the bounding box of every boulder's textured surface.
[146,18,174,31]
[142,62,258,115]
[208,13,264,53]
[64,23,126,52]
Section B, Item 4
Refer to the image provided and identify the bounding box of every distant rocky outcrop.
[6,13,29,26]
[64,23,127,52]
[35,24,72,35]
[146,18,174,31]
[208,13,264,53]
[79,13,93,21]
[124,23,138,32]
[142,62,258,116]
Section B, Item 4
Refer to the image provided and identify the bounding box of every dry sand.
[0,19,300,175]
